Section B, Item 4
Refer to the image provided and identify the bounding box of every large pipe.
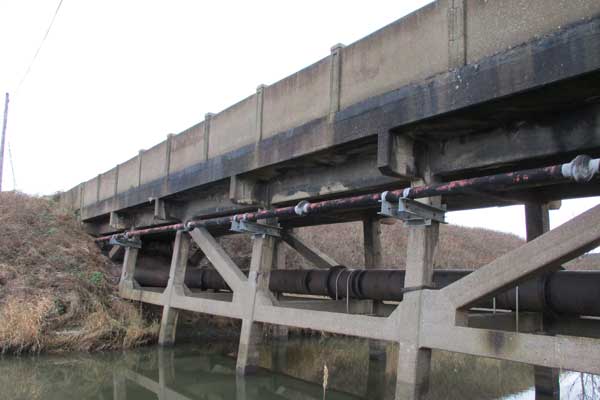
[133,265,600,317]
[96,155,600,242]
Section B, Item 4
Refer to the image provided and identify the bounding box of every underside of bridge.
[61,3,600,399]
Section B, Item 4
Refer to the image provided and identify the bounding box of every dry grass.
[0,192,158,354]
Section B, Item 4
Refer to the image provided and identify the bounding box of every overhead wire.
[14,0,65,95]
[7,141,16,190]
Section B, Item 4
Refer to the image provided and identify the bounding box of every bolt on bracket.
[109,234,142,249]
[379,193,446,226]
[230,219,282,238]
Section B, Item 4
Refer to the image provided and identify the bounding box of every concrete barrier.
[98,168,117,201]
[141,142,167,185]
[209,95,256,158]
[82,177,98,207]
[339,1,448,109]
[169,121,206,174]
[262,57,331,139]
[116,156,139,193]
[465,0,600,64]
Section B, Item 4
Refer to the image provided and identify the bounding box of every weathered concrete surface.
[262,57,331,139]
[98,168,116,201]
[141,142,167,185]
[465,0,600,63]
[115,155,138,194]
[339,1,448,109]
[209,95,256,158]
[59,1,600,238]
[169,121,206,174]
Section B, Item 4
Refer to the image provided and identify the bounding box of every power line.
[15,0,64,95]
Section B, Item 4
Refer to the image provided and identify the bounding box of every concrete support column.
[119,245,139,294]
[158,231,191,346]
[525,203,560,400]
[363,215,390,399]
[271,235,289,340]
[395,183,440,400]
[236,233,276,376]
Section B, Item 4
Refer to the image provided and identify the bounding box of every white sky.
[0,0,598,242]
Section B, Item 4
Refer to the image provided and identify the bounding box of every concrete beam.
[421,322,600,375]
[377,132,417,179]
[443,203,600,310]
[189,227,247,293]
[281,231,341,269]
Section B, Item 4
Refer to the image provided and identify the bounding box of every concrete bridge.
[60,1,600,399]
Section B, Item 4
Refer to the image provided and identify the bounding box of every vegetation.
[0,192,158,354]
[219,219,597,270]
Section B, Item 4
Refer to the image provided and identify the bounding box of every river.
[0,336,598,399]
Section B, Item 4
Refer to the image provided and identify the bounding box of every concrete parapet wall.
[141,142,167,185]
[98,168,117,201]
[465,0,600,64]
[169,122,206,174]
[116,156,139,193]
[339,1,448,109]
[209,95,256,158]
[59,185,81,210]
[82,177,98,207]
[262,57,331,139]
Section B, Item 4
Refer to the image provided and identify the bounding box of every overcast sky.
[0,0,598,242]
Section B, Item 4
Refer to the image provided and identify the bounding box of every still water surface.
[0,337,598,399]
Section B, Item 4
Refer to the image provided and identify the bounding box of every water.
[0,336,598,400]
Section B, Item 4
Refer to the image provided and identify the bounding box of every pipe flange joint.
[294,200,310,216]
[182,221,194,232]
[562,155,600,183]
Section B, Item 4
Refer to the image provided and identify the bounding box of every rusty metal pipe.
[95,155,599,242]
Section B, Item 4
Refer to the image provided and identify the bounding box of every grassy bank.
[0,192,158,354]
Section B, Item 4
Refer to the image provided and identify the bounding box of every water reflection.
[0,337,598,399]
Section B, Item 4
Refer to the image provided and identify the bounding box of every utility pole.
[0,93,9,192]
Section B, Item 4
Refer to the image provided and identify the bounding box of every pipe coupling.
[294,200,310,216]
[562,155,600,183]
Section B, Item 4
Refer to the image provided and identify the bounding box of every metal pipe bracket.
[379,192,446,226]
[109,234,142,248]
[230,219,282,238]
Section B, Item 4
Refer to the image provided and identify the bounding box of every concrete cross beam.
[281,231,341,269]
[442,203,600,310]
[189,227,247,293]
